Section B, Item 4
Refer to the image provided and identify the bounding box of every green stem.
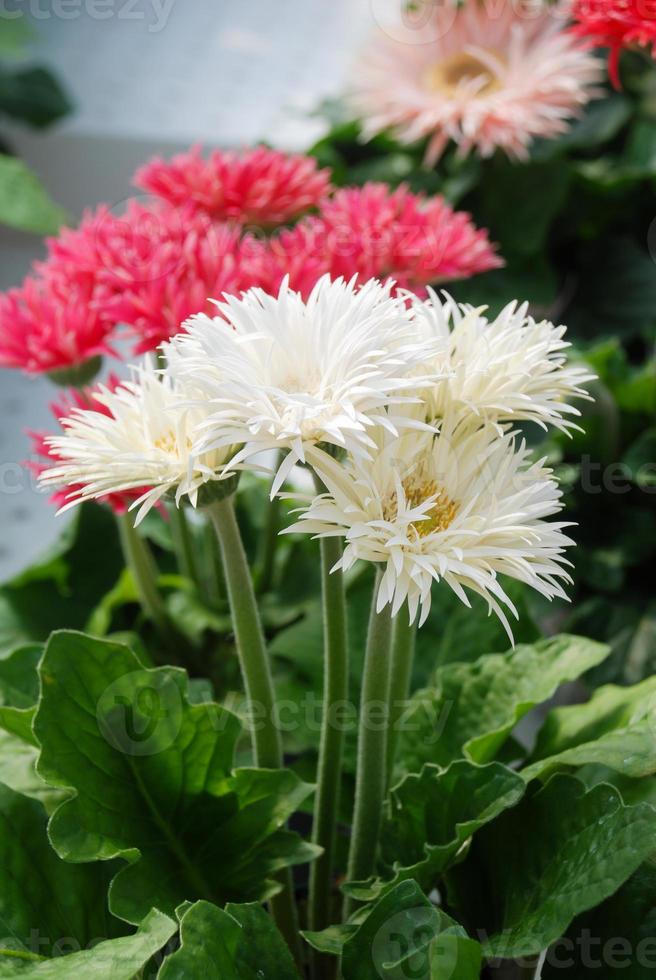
[386,616,417,790]
[345,576,392,915]
[517,956,543,980]
[117,514,169,638]
[255,451,285,594]
[309,535,349,943]
[207,496,302,967]
[168,504,199,587]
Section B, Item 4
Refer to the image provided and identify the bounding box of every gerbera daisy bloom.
[133,145,332,227]
[0,272,114,378]
[412,290,595,431]
[571,0,656,87]
[39,359,237,522]
[288,422,574,635]
[351,0,603,163]
[43,201,246,355]
[28,376,152,515]
[167,275,444,496]
[317,182,502,289]
[246,183,500,299]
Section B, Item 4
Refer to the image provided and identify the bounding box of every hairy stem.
[309,534,349,947]
[345,576,392,916]
[207,495,301,966]
[117,514,169,638]
[386,615,417,789]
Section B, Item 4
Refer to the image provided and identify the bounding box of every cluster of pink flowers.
[571,0,656,87]
[27,377,149,515]
[0,145,500,377]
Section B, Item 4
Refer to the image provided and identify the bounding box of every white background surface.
[0,0,388,578]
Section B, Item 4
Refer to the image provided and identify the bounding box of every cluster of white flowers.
[41,274,594,634]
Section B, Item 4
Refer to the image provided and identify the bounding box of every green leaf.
[0,781,129,964]
[34,631,317,925]
[340,880,481,980]
[158,900,300,979]
[470,157,571,257]
[0,644,41,744]
[0,66,72,128]
[523,676,656,781]
[0,908,176,979]
[534,94,633,158]
[346,761,525,902]
[0,18,34,57]
[624,430,656,487]
[447,775,656,959]
[0,505,124,658]
[0,153,67,233]
[542,863,656,978]
[398,636,609,772]
[0,730,62,810]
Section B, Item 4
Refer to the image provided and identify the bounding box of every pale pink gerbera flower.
[133,145,332,227]
[351,0,603,163]
[247,182,501,297]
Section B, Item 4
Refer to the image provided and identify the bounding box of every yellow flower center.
[154,430,188,455]
[385,478,459,539]
[423,50,504,98]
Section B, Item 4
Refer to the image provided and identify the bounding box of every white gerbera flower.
[413,290,595,431]
[166,275,445,495]
[39,359,236,522]
[287,420,574,636]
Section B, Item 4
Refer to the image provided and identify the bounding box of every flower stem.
[117,513,169,639]
[207,495,301,966]
[255,450,286,594]
[345,576,392,915]
[168,504,199,588]
[386,616,417,790]
[309,535,349,940]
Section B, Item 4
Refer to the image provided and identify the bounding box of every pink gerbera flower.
[571,0,656,87]
[133,145,332,227]
[251,183,501,296]
[27,376,152,514]
[0,272,115,377]
[351,0,603,163]
[44,201,247,354]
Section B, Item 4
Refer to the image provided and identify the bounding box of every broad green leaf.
[398,636,609,771]
[0,644,40,744]
[447,775,656,958]
[340,880,481,980]
[470,157,571,257]
[523,677,656,781]
[0,730,62,810]
[543,862,656,978]
[0,153,67,233]
[0,66,72,128]
[0,909,176,979]
[0,782,127,965]
[346,761,525,902]
[158,900,300,979]
[0,505,123,658]
[34,631,317,925]
[532,677,656,759]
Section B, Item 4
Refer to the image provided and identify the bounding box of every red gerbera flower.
[571,0,656,86]
[133,145,332,227]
